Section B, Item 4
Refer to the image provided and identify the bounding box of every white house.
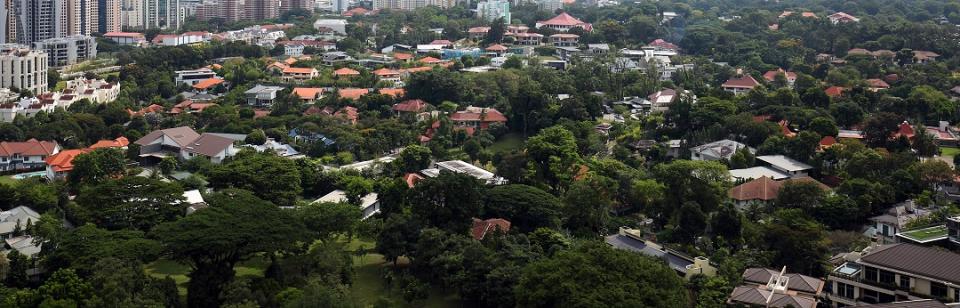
[756,155,812,178]
[314,190,381,220]
[690,139,753,161]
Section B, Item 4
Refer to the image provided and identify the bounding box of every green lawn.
[941,147,960,157]
[899,225,948,242]
[144,256,271,296]
[346,238,460,308]
[488,133,525,153]
[0,175,16,186]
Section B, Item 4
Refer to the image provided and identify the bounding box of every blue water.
[11,171,45,180]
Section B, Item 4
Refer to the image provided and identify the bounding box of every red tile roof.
[729,176,782,201]
[293,87,324,100]
[866,78,890,89]
[104,32,145,39]
[419,56,442,64]
[45,149,87,172]
[333,67,360,76]
[471,218,511,240]
[485,44,508,52]
[338,88,369,100]
[335,106,359,124]
[393,53,413,60]
[896,121,915,139]
[373,68,400,76]
[824,86,847,97]
[0,139,59,157]
[648,39,678,50]
[403,173,425,188]
[284,67,317,74]
[762,69,797,82]
[379,88,405,97]
[392,99,430,113]
[722,75,760,89]
[430,39,452,46]
[450,107,507,123]
[819,136,837,147]
[468,26,491,33]
[192,78,225,90]
[538,13,593,31]
[89,137,130,149]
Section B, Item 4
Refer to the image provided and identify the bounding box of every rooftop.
[859,243,960,285]
[756,155,812,172]
[896,225,948,243]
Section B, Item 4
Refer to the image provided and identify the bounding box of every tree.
[807,117,838,137]
[66,148,126,189]
[44,224,163,276]
[408,172,483,232]
[775,181,827,210]
[653,160,730,223]
[525,126,582,193]
[151,190,305,308]
[296,202,362,241]
[516,242,687,307]
[5,250,29,288]
[563,174,617,235]
[710,204,743,244]
[502,56,523,69]
[88,258,173,307]
[483,184,562,232]
[245,129,267,145]
[760,209,829,276]
[483,18,506,44]
[208,154,302,206]
[830,102,865,128]
[674,202,707,244]
[159,157,177,176]
[76,176,185,231]
[376,213,420,265]
[394,145,432,173]
[862,112,901,148]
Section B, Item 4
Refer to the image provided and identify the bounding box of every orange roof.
[393,53,413,60]
[379,88,405,97]
[819,136,837,147]
[373,68,400,76]
[896,121,915,138]
[334,67,360,76]
[824,86,847,97]
[284,58,298,65]
[89,137,130,149]
[192,78,225,90]
[293,87,324,100]
[403,66,433,74]
[128,104,164,117]
[45,149,88,173]
[403,173,425,188]
[338,88,369,100]
[283,67,317,74]
[486,44,508,52]
[419,56,442,64]
[866,78,890,89]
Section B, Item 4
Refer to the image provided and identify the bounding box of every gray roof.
[741,268,824,294]
[0,206,41,235]
[859,243,960,285]
[728,286,817,308]
[856,299,948,308]
[181,133,234,157]
[604,234,694,274]
[134,126,200,147]
[757,155,813,172]
[690,139,752,160]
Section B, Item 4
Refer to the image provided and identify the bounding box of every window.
[863,289,879,303]
[865,267,878,282]
[955,288,959,302]
[836,282,855,299]
[932,282,948,298]
[899,276,910,290]
[879,270,895,285]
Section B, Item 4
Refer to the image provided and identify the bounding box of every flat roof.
[604,234,693,274]
[896,225,948,243]
[435,160,495,179]
[756,155,813,172]
[729,166,791,181]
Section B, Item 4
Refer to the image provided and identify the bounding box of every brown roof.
[193,78,225,90]
[741,268,824,294]
[338,88,369,100]
[729,176,782,201]
[471,218,511,240]
[728,286,816,308]
[722,75,760,89]
[857,299,949,308]
[293,87,323,100]
[392,99,430,113]
[181,133,234,157]
[0,139,59,157]
[449,107,507,123]
[859,243,960,285]
[134,126,200,147]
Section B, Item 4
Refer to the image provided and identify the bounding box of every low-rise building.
[282,67,319,83]
[549,34,579,47]
[244,85,286,107]
[0,139,60,171]
[32,36,97,68]
[827,243,960,306]
[690,139,752,161]
[134,126,238,164]
[449,106,508,129]
[535,12,593,32]
[756,155,813,178]
[0,44,48,95]
[728,267,823,308]
[605,227,716,279]
[420,160,507,185]
[175,68,219,87]
[722,74,760,95]
[314,190,380,220]
[104,32,147,46]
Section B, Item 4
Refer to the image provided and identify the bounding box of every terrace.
[896,225,948,244]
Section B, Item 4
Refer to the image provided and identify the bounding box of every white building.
[756,155,812,178]
[62,78,121,104]
[421,160,507,185]
[690,139,753,161]
[315,190,381,220]
[175,68,218,86]
[477,0,511,23]
[313,19,348,35]
[0,97,55,123]
[0,44,48,95]
[32,35,98,67]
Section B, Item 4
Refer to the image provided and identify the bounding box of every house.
[690,139,752,161]
[420,160,507,185]
[0,139,60,171]
[169,101,217,115]
[373,68,402,86]
[728,267,823,308]
[288,128,335,146]
[127,104,164,117]
[510,32,544,46]
[282,67,319,83]
[549,34,579,47]
[722,74,760,95]
[314,190,380,220]
[337,88,370,100]
[763,69,798,88]
[825,86,848,98]
[605,227,716,279]
[293,88,324,103]
[321,52,354,66]
[870,201,933,244]
[244,139,302,159]
[44,137,128,180]
[646,88,680,113]
[913,51,940,64]
[729,167,791,182]
[175,68,219,86]
[0,206,40,239]
[403,173,425,188]
[828,12,860,24]
[134,126,238,164]
[756,155,813,178]
[449,106,508,129]
[183,190,208,215]
[471,218,511,240]
[728,176,830,209]
[0,97,55,123]
[647,39,679,52]
[333,67,361,78]
[192,78,225,93]
[392,99,431,116]
[468,27,491,40]
[379,88,405,98]
[103,32,147,46]
[535,12,593,32]
[244,85,286,107]
[866,79,890,91]
[827,243,960,306]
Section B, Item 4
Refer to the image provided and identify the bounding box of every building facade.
[11,0,70,44]
[66,0,98,36]
[98,0,121,33]
[0,44,48,95]
[827,243,960,306]
[32,35,96,67]
[476,0,510,23]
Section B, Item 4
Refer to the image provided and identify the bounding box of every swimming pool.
[10,171,46,180]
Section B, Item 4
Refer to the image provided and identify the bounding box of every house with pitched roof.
[293,87,324,103]
[244,85,286,107]
[450,106,508,129]
[0,139,60,171]
[44,137,128,180]
[535,13,593,32]
[763,69,798,88]
[728,176,830,209]
[471,218,511,240]
[373,68,402,86]
[282,67,319,83]
[690,139,752,161]
[606,227,716,279]
[828,12,860,24]
[728,267,823,308]
[722,74,761,95]
[827,243,960,306]
[0,206,40,239]
[134,126,238,164]
[392,99,432,116]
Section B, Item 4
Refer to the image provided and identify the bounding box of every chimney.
[940,121,949,131]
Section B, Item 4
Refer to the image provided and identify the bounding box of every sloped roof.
[45,149,88,172]
[379,88,405,97]
[824,86,847,97]
[729,176,782,201]
[293,87,324,100]
[403,173,425,188]
[181,133,234,157]
[419,56,442,64]
[741,268,824,294]
[193,78,225,90]
[471,218,511,240]
[449,107,507,122]
[539,13,589,27]
[0,139,59,157]
[857,299,949,308]
[728,286,816,308]
[373,68,400,76]
[392,99,431,112]
[134,126,200,147]
[468,26,491,33]
[722,75,760,89]
[89,137,130,149]
[860,243,960,285]
[485,44,508,52]
[648,39,678,50]
[333,67,360,76]
[866,78,890,88]
[338,88,369,100]
[763,69,797,82]
[283,67,317,74]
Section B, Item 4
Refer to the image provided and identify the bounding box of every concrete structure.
[373,0,454,10]
[0,139,60,171]
[134,126,238,164]
[9,0,69,44]
[827,243,960,306]
[175,68,218,86]
[244,84,284,107]
[756,155,812,178]
[65,0,99,36]
[538,0,561,13]
[314,190,380,220]
[98,0,122,33]
[124,0,180,29]
[476,0,510,23]
[728,267,823,308]
[121,0,144,29]
[690,139,752,161]
[280,0,311,12]
[313,19,347,35]
[606,227,716,279]
[0,97,55,122]
[32,35,96,67]
[0,44,48,95]
[420,160,507,185]
[103,31,146,45]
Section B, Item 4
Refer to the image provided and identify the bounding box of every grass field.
[0,175,16,186]
[144,256,271,296]
[899,225,948,242]
[488,133,525,153]
[941,147,960,157]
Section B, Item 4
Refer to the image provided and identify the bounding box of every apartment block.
[827,243,960,306]
[32,35,97,67]
[98,0,121,33]
[0,44,48,95]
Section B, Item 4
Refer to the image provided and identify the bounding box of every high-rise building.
[121,0,143,29]
[1,0,13,43]
[476,0,510,23]
[333,0,348,14]
[245,0,278,21]
[279,0,311,12]
[98,0,121,33]
[537,0,560,13]
[121,0,178,29]
[33,35,97,67]
[11,0,70,44]
[66,0,99,36]
[373,0,452,10]
[0,44,48,95]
